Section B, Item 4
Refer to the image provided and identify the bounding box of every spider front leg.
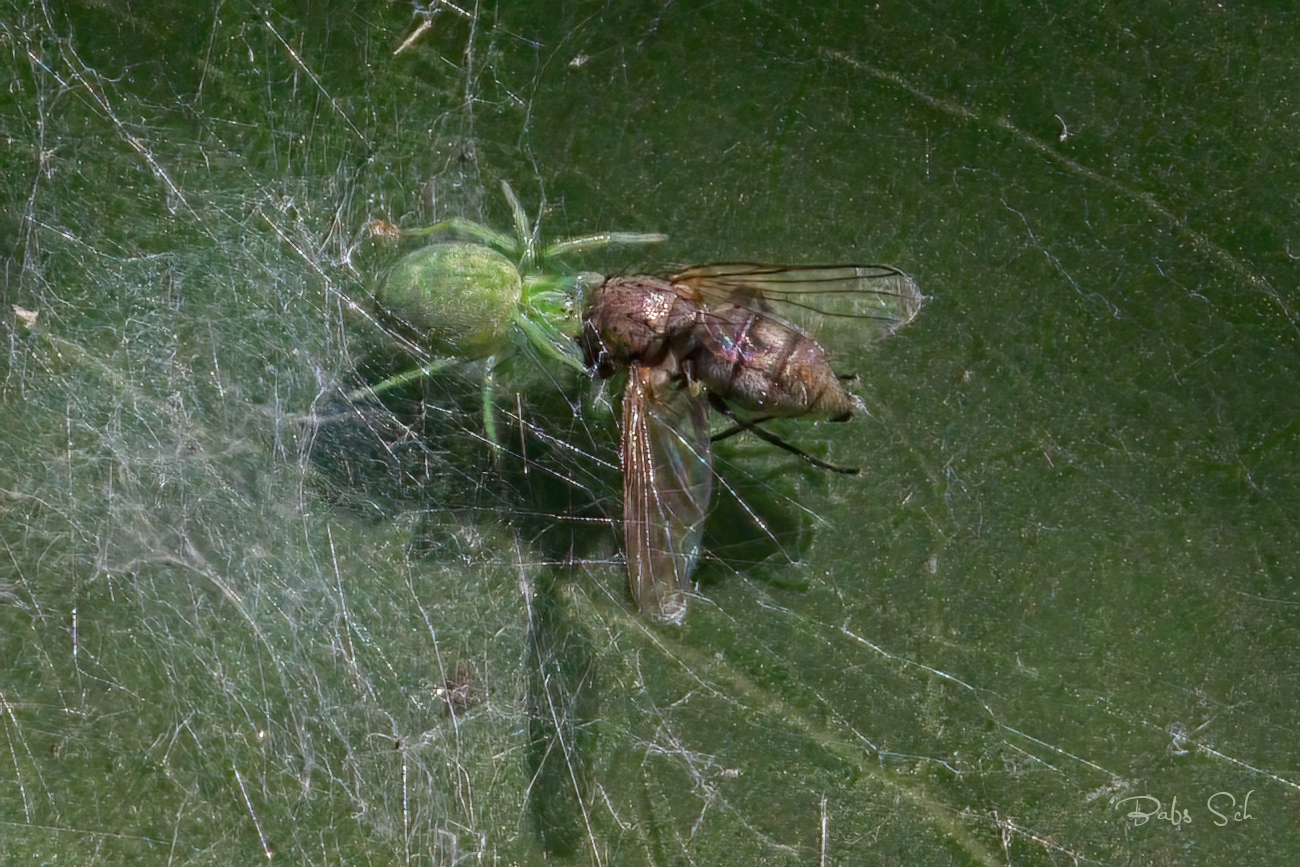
[398,217,518,255]
[542,231,669,259]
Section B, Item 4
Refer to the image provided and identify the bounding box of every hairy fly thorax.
[581,275,701,375]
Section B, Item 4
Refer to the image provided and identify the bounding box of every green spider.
[355,181,666,446]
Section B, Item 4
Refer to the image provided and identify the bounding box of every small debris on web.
[433,660,482,716]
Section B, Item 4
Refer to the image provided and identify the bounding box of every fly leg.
[707,394,859,475]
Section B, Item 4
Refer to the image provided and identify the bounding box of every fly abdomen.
[693,306,862,420]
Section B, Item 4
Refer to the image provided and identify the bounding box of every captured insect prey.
[583,263,924,624]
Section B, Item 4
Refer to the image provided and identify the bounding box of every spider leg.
[346,358,458,401]
[544,232,669,259]
[481,357,503,456]
[500,181,540,272]
[398,217,517,253]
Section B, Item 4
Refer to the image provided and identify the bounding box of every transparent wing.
[671,263,924,342]
[621,362,714,625]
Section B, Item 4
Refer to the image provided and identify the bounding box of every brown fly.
[582,263,923,624]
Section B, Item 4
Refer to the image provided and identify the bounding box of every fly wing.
[671,264,924,343]
[621,362,714,624]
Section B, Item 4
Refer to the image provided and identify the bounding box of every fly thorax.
[586,275,696,367]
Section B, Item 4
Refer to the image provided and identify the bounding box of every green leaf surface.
[2,2,1296,864]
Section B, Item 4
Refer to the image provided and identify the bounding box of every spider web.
[3,2,1298,865]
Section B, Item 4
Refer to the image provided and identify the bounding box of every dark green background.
[2,1,1296,864]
